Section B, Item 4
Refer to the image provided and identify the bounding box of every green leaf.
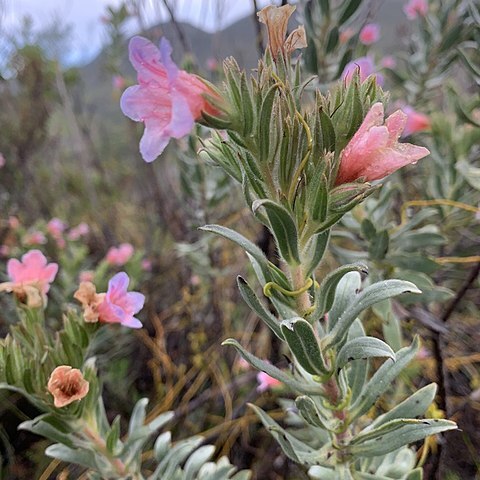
[406,468,424,480]
[346,320,368,402]
[368,383,438,430]
[326,280,421,348]
[259,85,279,163]
[281,318,329,375]
[252,200,301,265]
[327,272,362,331]
[184,445,215,480]
[237,277,284,340]
[315,263,368,320]
[248,404,334,466]
[303,230,330,278]
[336,337,395,370]
[222,339,322,395]
[373,299,403,353]
[326,27,339,53]
[19,415,75,447]
[200,224,271,280]
[368,230,389,261]
[338,0,362,24]
[106,416,122,454]
[319,109,336,152]
[45,444,98,470]
[347,418,457,457]
[349,337,420,421]
[295,396,331,430]
[128,398,148,437]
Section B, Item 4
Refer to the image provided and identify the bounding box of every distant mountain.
[76,0,409,122]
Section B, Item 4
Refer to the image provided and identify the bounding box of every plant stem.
[289,263,350,459]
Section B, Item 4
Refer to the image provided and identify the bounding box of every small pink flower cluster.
[105,243,134,266]
[0,250,58,307]
[75,272,144,329]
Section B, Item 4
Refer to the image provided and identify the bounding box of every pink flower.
[257,371,282,393]
[120,36,218,162]
[0,250,58,306]
[68,222,90,240]
[112,75,126,91]
[339,28,355,44]
[47,218,67,237]
[380,55,397,69]
[341,57,383,86]
[404,0,428,19]
[23,231,47,246]
[47,366,89,408]
[105,243,134,266]
[401,105,431,137]
[8,216,20,230]
[359,23,380,45]
[141,259,152,271]
[96,272,145,328]
[335,102,430,185]
[206,57,219,71]
[79,270,95,283]
[0,245,10,256]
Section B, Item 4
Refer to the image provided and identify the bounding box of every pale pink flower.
[112,75,126,91]
[47,366,89,408]
[339,28,355,44]
[141,259,152,271]
[206,57,219,71]
[105,243,134,266]
[404,0,428,19]
[47,218,67,237]
[96,272,145,328]
[121,36,219,162]
[335,102,430,185]
[341,57,383,86]
[0,250,58,307]
[236,357,250,371]
[359,23,380,45]
[401,105,431,137]
[0,153,5,168]
[74,281,105,323]
[416,346,431,360]
[23,231,47,246]
[380,55,397,69]
[8,216,20,230]
[257,371,282,393]
[79,270,95,283]
[0,245,10,256]
[68,222,90,240]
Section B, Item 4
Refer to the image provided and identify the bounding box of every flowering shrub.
[1,0,479,478]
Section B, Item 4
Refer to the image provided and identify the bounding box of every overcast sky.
[2,0,275,64]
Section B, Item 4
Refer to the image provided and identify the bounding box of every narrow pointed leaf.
[347,419,457,457]
[237,276,284,340]
[327,280,421,347]
[349,337,420,421]
[252,200,300,265]
[222,339,322,395]
[336,337,395,370]
[281,318,329,375]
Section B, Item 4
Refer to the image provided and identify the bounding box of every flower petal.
[128,36,167,83]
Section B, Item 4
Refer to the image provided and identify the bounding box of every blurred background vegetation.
[0,0,479,478]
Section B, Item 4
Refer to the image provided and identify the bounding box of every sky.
[2,0,275,65]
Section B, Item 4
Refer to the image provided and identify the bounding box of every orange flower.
[257,5,307,59]
[74,281,105,323]
[47,366,89,408]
